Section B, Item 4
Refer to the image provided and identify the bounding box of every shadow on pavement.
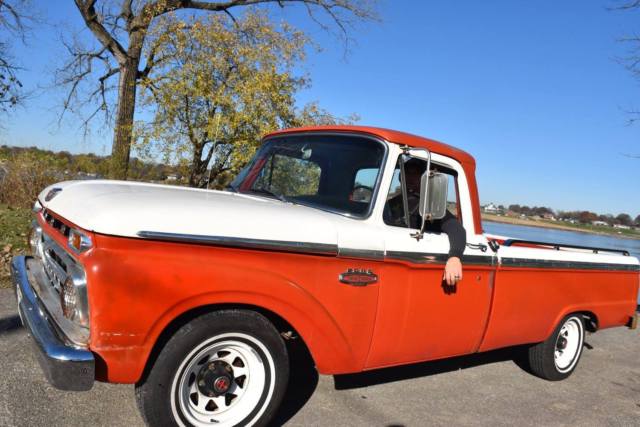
[0,315,22,334]
[271,340,319,426]
[334,346,530,390]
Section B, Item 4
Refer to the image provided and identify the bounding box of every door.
[365,153,495,369]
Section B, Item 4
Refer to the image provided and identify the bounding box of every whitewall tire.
[527,314,585,381]
[135,310,289,427]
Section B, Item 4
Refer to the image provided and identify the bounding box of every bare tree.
[611,1,640,158]
[0,0,31,115]
[58,0,377,179]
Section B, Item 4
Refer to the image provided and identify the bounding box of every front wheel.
[527,314,585,381]
[135,310,289,427]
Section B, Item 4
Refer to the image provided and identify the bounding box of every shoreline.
[482,214,640,241]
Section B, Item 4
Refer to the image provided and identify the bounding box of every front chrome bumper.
[11,255,94,391]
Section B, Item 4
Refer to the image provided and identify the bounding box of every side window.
[446,172,459,218]
[383,156,461,228]
[352,168,377,203]
[253,154,321,196]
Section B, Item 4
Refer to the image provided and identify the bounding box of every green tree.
[135,12,354,188]
[60,0,377,180]
[616,213,632,226]
[578,211,597,224]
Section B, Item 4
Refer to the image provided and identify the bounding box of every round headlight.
[60,277,78,319]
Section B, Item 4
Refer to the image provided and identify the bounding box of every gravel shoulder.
[0,288,638,427]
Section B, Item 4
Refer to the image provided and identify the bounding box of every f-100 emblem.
[339,268,378,286]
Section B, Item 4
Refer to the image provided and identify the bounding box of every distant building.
[613,224,631,230]
[542,213,556,221]
[482,203,499,214]
[592,220,608,227]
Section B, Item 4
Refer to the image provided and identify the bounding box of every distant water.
[484,221,640,304]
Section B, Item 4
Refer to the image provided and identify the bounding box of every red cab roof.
[264,125,476,170]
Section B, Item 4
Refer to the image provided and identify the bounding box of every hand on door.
[444,257,463,286]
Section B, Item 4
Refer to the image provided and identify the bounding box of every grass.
[482,213,640,240]
[0,204,32,289]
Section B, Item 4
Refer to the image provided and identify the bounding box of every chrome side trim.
[135,232,639,272]
[137,231,338,256]
[11,256,94,391]
[338,247,385,261]
[385,251,495,266]
[500,258,640,272]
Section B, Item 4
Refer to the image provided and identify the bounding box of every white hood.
[38,180,339,246]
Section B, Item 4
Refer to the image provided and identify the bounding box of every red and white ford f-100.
[12,126,639,427]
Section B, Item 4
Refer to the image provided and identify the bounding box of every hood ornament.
[44,187,63,202]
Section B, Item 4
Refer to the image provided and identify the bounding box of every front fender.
[87,235,360,383]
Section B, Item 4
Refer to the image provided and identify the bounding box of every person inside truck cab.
[383,158,466,286]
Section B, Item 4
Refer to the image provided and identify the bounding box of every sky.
[3,0,640,218]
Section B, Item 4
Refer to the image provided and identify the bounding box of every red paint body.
[37,126,639,383]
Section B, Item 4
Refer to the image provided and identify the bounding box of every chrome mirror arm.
[411,151,431,241]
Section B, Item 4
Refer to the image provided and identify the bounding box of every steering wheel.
[350,185,374,202]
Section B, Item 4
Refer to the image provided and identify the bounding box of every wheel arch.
[545,308,599,341]
[579,311,599,333]
[135,298,357,384]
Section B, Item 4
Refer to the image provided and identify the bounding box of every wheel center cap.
[213,376,231,393]
[557,337,568,350]
[196,360,234,397]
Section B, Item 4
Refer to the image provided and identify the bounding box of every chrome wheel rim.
[170,333,275,427]
[554,317,583,373]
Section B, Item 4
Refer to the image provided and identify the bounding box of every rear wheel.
[135,310,289,427]
[527,314,585,381]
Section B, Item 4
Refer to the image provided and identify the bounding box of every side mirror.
[418,171,448,220]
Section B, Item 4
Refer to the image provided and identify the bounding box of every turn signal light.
[68,229,93,253]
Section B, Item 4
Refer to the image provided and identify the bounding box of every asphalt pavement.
[0,288,638,427]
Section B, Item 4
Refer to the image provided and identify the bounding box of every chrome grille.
[34,229,90,333]
[41,232,74,294]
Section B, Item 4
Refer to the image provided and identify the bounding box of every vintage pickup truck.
[12,126,639,427]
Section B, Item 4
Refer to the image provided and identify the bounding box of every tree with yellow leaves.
[63,1,376,180]
[135,11,354,188]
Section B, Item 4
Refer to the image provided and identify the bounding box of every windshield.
[231,134,386,217]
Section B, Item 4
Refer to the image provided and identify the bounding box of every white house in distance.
[592,220,609,227]
[483,203,499,214]
[613,224,631,230]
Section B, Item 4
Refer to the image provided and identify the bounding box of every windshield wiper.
[251,187,289,203]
